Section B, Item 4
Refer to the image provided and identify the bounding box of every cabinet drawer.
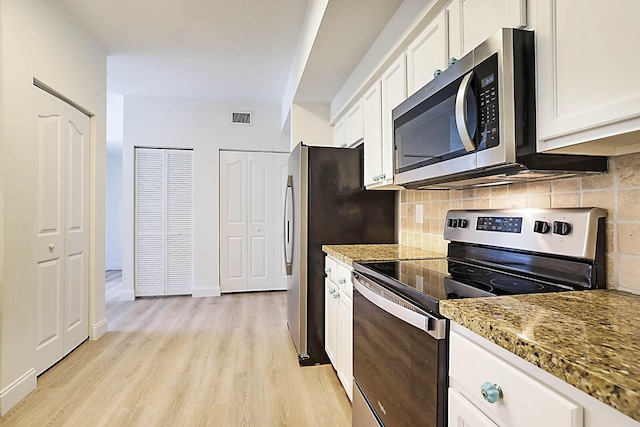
[449,331,583,427]
[336,263,353,299]
[325,256,338,283]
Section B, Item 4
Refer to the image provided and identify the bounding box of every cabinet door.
[380,55,407,187]
[338,293,353,402]
[324,278,339,366]
[363,81,383,188]
[406,9,448,96]
[333,117,346,148]
[447,0,526,59]
[536,0,640,155]
[345,99,364,146]
[449,388,499,427]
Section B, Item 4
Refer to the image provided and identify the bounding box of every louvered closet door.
[135,148,166,296]
[166,150,193,295]
[135,148,193,296]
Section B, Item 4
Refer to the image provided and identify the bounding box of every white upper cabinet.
[447,0,526,59]
[333,116,346,148]
[535,0,640,156]
[406,9,449,96]
[363,81,383,188]
[345,99,364,146]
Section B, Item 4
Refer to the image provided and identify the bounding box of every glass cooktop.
[354,258,570,314]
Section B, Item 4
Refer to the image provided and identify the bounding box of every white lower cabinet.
[324,255,353,401]
[449,323,640,427]
[449,388,499,427]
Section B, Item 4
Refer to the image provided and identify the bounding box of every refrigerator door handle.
[284,175,293,275]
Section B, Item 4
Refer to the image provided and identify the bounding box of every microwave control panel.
[476,54,499,149]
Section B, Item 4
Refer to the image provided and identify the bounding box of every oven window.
[353,288,447,426]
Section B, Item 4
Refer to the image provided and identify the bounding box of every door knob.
[48,243,55,251]
[256,227,261,231]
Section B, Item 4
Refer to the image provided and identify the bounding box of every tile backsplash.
[399,152,640,294]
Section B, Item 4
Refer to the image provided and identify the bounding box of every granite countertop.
[322,244,444,266]
[440,290,640,422]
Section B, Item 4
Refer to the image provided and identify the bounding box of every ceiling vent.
[231,111,252,125]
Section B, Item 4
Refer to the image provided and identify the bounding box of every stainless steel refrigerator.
[284,142,396,366]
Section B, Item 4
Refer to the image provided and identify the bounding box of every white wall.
[106,143,123,270]
[0,0,107,414]
[291,103,333,149]
[122,96,289,299]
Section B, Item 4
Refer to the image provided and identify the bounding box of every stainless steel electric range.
[351,208,607,427]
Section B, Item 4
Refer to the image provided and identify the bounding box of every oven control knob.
[553,221,572,236]
[447,218,458,228]
[533,220,550,234]
[458,219,468,228]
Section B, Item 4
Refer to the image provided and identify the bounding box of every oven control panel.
[476,216,522,233]
[443,208,606,259]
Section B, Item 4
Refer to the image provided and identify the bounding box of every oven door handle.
[352,272,447,340]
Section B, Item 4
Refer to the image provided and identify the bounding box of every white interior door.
[135,148,193,297]
[220,151,287,293]
[220,151,248,292]
[63,100,90,355]
[247,152,274,291]
[34,87,89,375]
[135,148,166,296]
[166,150,193,295]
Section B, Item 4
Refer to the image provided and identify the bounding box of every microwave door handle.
[455,71,477,153]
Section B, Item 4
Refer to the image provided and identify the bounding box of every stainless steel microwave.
[392,28,606,189]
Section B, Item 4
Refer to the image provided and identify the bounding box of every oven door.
[352,272,448,427]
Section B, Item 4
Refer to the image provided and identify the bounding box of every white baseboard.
[192,286,221,297]
[120,288,135,301]
[0,368,36,416]
[91,317,108,340]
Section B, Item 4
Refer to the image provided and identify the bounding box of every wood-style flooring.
[0,271,351,426]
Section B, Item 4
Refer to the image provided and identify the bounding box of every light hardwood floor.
[1,271,351,426]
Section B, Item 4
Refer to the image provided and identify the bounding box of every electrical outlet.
[416,204,423,224]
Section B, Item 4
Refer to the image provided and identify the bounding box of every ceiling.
[59,0,403,107]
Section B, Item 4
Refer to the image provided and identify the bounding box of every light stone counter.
[321,243,444,266]
[440,290,640,423]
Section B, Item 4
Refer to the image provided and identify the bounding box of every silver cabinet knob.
[48,243,55,251]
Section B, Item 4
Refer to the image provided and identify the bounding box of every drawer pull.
[480,382,503,403]
[339,277,346,284]
[324,267,331,275]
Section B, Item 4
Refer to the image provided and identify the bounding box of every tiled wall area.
[399,153,640,294]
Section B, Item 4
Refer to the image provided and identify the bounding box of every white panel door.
[34,87,89,375]
[272,153,288,290]
[220,151,287,293]
[220,151,248,292]
[63,102,90,355]
[247,152,274,291]
[135,148,166,297]
[166,150,193,295]
[35,89,65,374]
